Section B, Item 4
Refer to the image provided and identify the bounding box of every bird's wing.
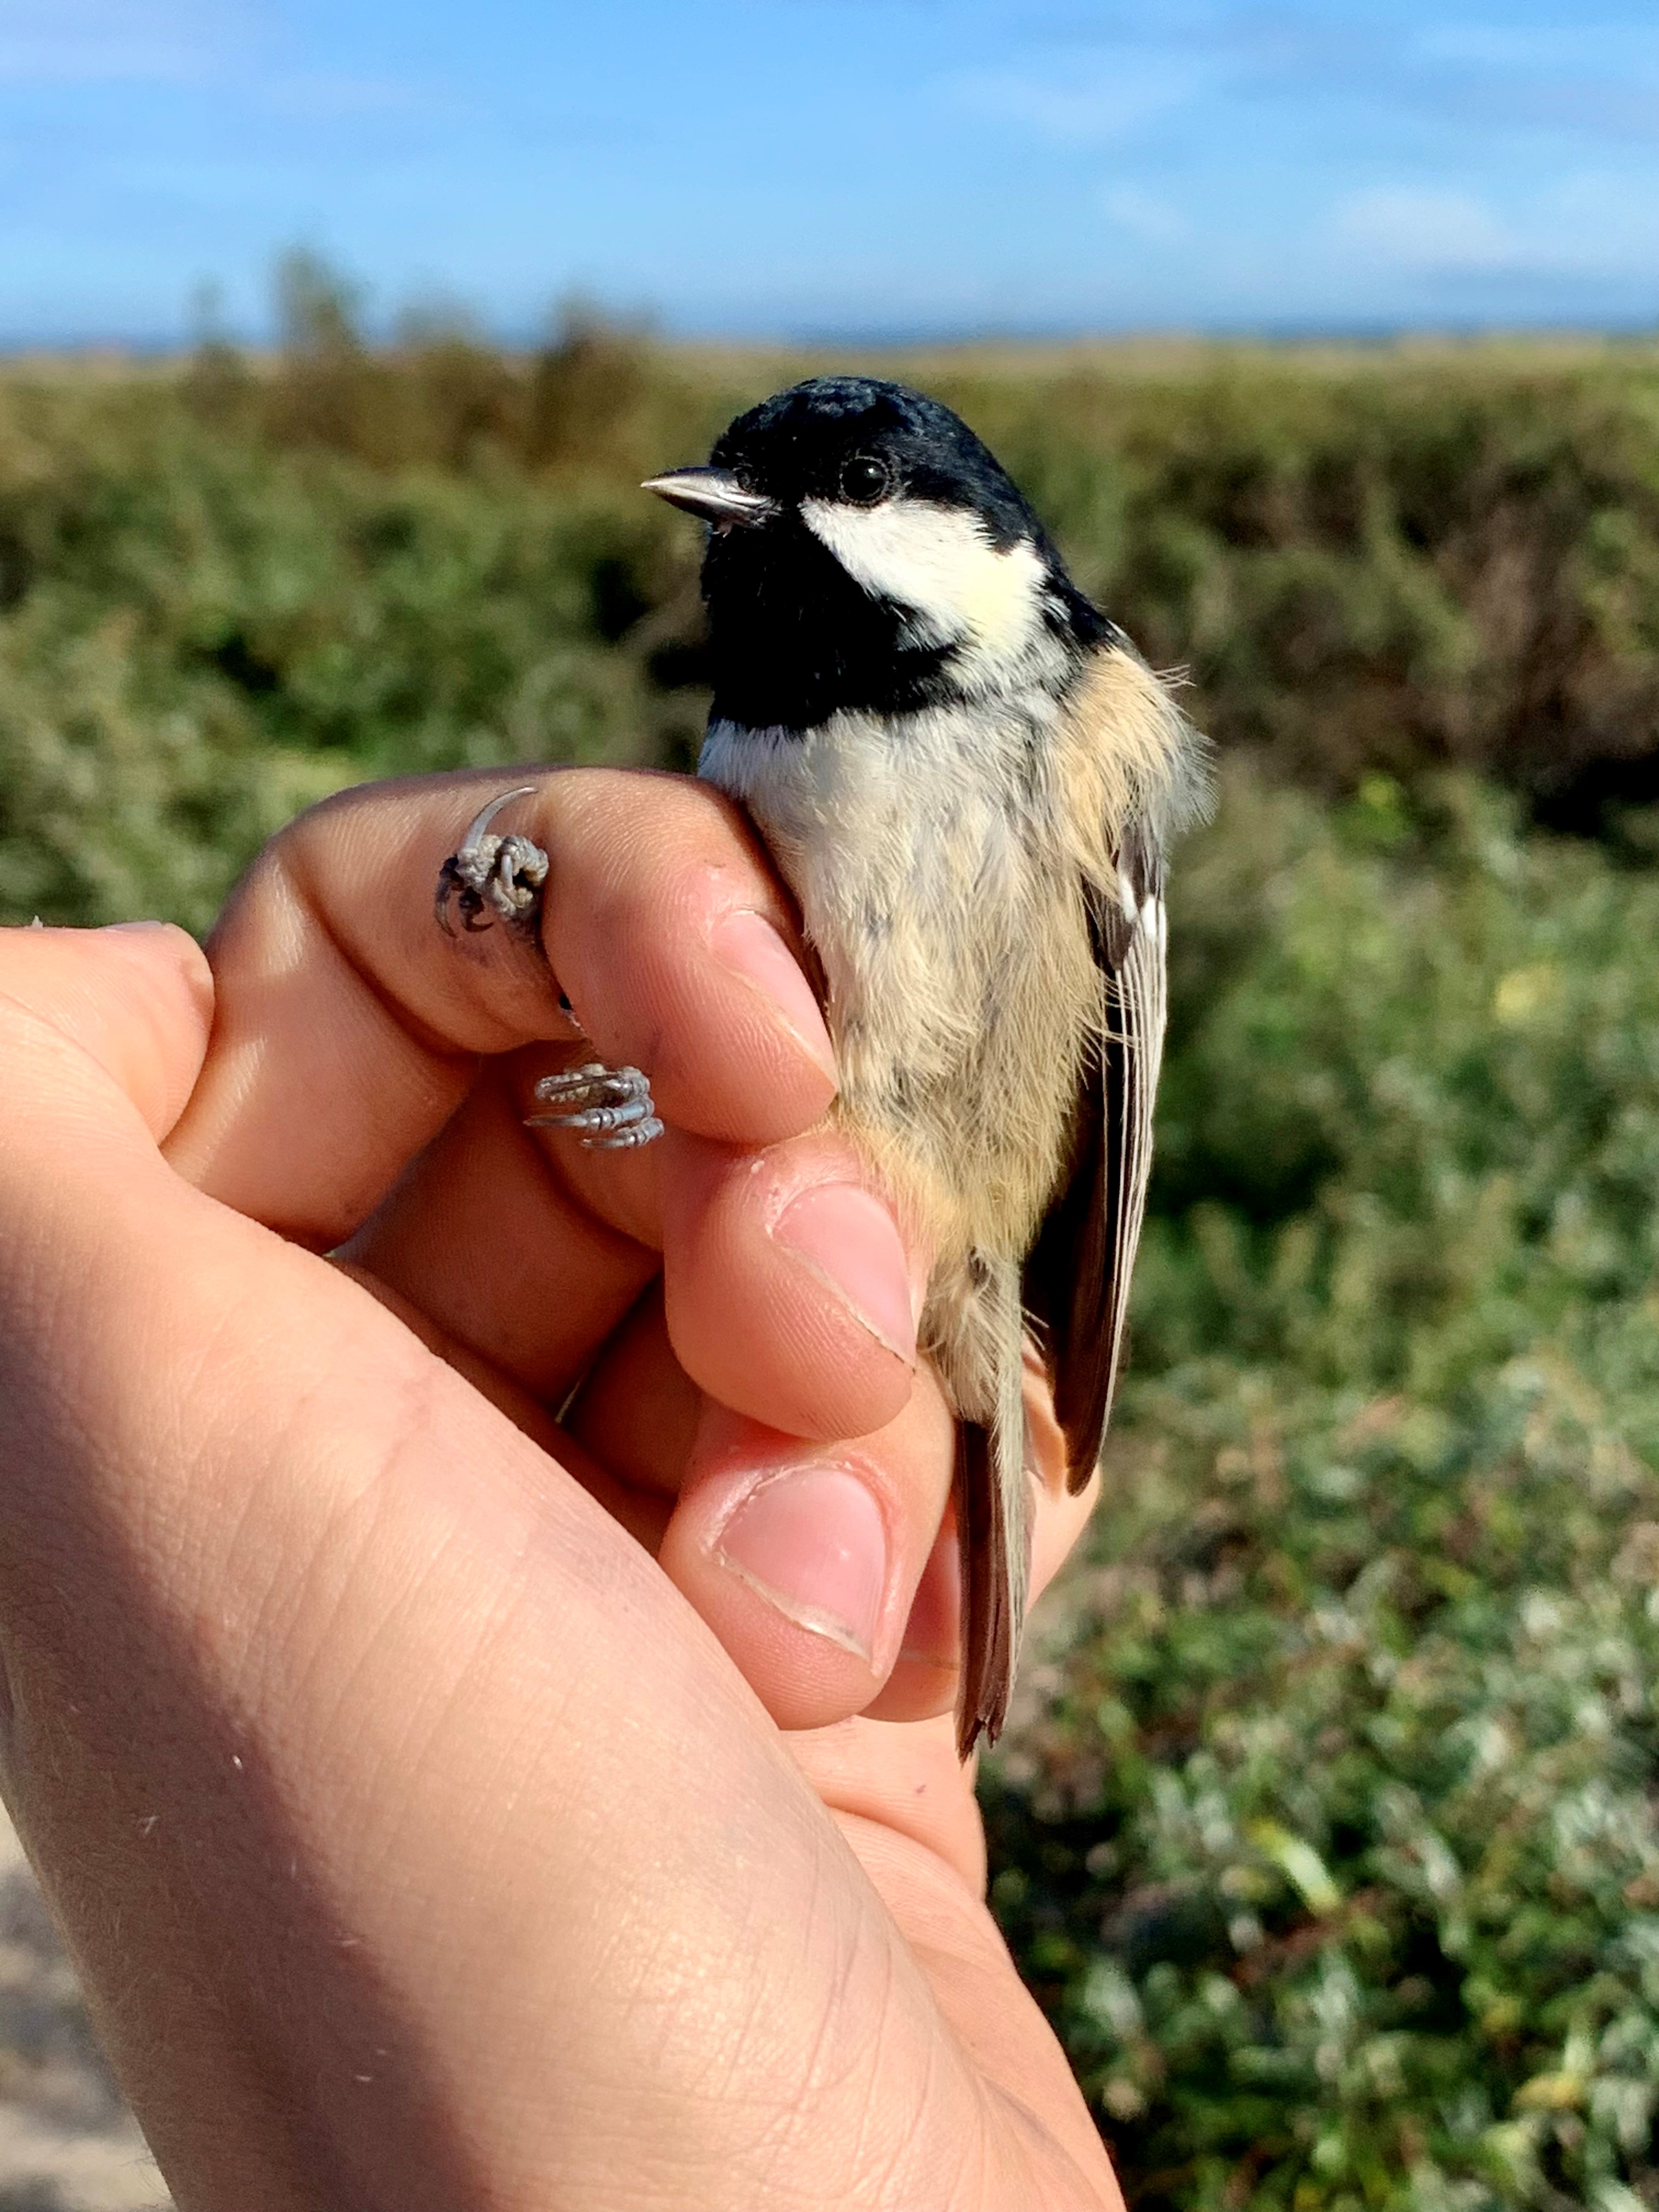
[1022,815,1167,1493]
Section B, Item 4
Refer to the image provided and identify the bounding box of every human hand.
[0,770,1118,2210]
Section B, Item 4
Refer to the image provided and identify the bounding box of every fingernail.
[772,1182,917,1363]
[715,1464,889,1663]
[101,919,172,933]
[710,910,837,1086]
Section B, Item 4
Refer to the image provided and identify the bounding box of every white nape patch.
[800,493,1048,680]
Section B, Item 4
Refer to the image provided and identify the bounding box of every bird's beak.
[641,467,777,529]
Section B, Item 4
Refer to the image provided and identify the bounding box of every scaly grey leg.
[436,787,663,1150]
[527,1063,663,1150]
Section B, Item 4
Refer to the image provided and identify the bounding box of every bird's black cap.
[654,376,1108,731]
[711,376,1043,552]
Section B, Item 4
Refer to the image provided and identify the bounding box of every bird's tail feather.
[955,1255,1032,1759]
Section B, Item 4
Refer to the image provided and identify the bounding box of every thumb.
[3,923,214,1148]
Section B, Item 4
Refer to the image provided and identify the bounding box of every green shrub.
[986,771,1659,2210]
[3,327,1659,2204]
[0,375,704,927]
[4,327,1659,927]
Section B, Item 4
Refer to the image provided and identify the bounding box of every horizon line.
[1,315,1657,362]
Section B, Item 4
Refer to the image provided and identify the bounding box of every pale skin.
[0,768,1122,2211]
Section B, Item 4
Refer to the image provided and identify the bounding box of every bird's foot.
[435,786,549,936]
[437,789,661,1149]
[527,1063,663,1150]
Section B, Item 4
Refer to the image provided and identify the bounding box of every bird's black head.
[645,376,1108,731]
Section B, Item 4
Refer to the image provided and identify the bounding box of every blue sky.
[1,0,1655,343]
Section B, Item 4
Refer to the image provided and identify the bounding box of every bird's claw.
[436,785,549,936]
[527,1063,663,1150]
[437,790,661,1149]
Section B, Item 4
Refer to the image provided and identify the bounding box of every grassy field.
[3,290,1658,2209]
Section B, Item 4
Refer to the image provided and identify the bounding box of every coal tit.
[642,377,1209,1756]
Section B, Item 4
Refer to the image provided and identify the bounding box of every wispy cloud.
[1392,22,1659,148]
[1411,20,1655,75]
[1332,188,1520,274]
[1001,7,1659,149]
[1331,175,1659,280]
[0,0,234,84]
[947,55,1203,144]
[1100,184,1190,243]
[258,72,437,122]
[0,6,430,135]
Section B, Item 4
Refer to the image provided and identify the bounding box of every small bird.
[639,377,1210,1756]
[441,379,1206,1748]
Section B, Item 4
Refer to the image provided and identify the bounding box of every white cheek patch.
[800,493,1047,676]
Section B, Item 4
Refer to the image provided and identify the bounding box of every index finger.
[165,768,838,1246]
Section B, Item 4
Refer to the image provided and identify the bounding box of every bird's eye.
[837,452,893,507]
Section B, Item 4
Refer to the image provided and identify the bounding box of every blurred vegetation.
[4,260,1659,2206]
[2,260,1657,930]
[988,771,1659,2210]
